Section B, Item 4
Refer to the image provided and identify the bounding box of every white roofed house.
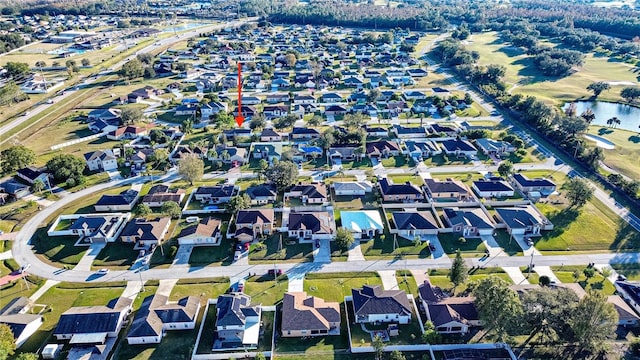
[475,138,516,157]
[332,182,373,197]
[340,210,384,240]
[0,297,43,348]
[177,217,221,246]
[84,149,118,172]
[494,205,553,237]
[214,293,262,349]
[126,294,200,345]
[351,285,412,325]
[287,211,335,242]
[442,207,495,238]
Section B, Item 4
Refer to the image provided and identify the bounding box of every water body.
[564,101,640,133]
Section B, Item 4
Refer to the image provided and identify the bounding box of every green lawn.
[359,234,432,259]
[387,174,424,186]
[188,237,234,266]
[427,269,512,294]
[465,31,637,105]
[0,200,42,233]
[437,233,487,258]
[31,229,86,266]
[396,271,419,296]
[611,263,640,281]
[493,231,525,256]
[587,126,640,181]
[93,243,138,269]
[304,272,383,303]
[333,192,378,211]
[169,278,230,305]
[249,234,313,263]
[534,199,640,252]
[381,155,414,168]
[519,266,540,284]
[245,277,289,306]
[550,265,616,295]
[346,301,423,348]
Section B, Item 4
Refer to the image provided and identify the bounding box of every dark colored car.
[268,269,283,276]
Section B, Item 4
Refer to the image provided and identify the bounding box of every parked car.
[618,274,628,281]
[97,268,110,275]
[268,269,283,277]
[19,264,31,273]
[237,279,245,292]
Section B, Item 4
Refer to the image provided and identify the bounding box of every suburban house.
[351,285,412,324]
[366,140,401,159]
[126,294,200,345]
[141,185,186,207]
[475,138,516,156]
[439,139,477,158]
[494,206,553,236]
[510,173,556,197]
[245,184,277,205]
[284,183,328,204]
[193,185,239,204]
[392,124,427,139]
[378,177,424,202]
[608,294,640,327]
[259,128,282,142]
[120,217,171,249]
[404,140,441,160]
[200,101,228,120]
[15,167,50,186]
[234,209,275,243]
[0,297,43,347]
[172,145,207,161]
[94,189,140,212]
[215,293,262,348]
[207,145,248,166]
[418,281,479,334]
[472,179,515,198]
[340,210,384,240]
[614,281,640,325]
[442,208,495,238]
[291,127,320,140]
[391,211,441,238]
[428,123,460,137]
[53,297,133,357]
[251,142,283,163]
[332,182,373,197]
[328,145,359,162]
[127,86,159,103]
[281,292,341,338]
[88,108,121,122]
[84,149,118,172]
[287,211,335,241]
[263,105,289,120]
[48,213,131,243]
[107,124,152,141]
[177,217,222,246]
[424,178,472,201]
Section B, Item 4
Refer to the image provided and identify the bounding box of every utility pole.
[528,251,534,279]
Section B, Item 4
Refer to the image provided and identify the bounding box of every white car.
[97,268,110,275]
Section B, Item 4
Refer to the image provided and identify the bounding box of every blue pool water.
[204,205,219,210]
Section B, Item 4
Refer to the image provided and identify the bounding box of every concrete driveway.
[503,267,530,285]
[480,235,506,257]
[534,266,561,283]
[348,240,366,261]
[512,234,541,256]
[313,239,331,263]
[172,245,194,267]
[422,235,447,259]
[378,270,399,290]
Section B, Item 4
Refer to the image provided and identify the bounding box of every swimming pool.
[47,47,86,55]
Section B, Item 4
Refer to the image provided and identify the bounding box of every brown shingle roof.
[281,292,340,333]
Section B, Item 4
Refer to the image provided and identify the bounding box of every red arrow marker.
[235,62,244,127]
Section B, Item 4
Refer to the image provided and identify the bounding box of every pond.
[564,101,640,133]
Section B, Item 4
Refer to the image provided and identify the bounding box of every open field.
[587,126,640,180]
[465,32,637,105]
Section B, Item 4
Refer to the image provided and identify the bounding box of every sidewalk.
[29,280,60,301]
[502,267,529,285]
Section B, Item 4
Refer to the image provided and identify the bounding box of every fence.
[50,132,107,150]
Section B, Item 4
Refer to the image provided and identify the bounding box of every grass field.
[587,126,640,180]
[551,265,616,295]
[465,32,637,105]
[304,272,383,303]
[244,277,289,306]
[428,268,513,294]
[169,278,230,305]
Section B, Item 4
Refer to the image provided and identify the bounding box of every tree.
[372,334,385,360]
[580,109,595,124]
[121,107,144,125]
[342,113,367,129]
[582,147,604,171]
[471,276,522,341]
[149,129,170,144]
[161,201,182,219]
[285,53,297,67]
[3,61,29,78]
[81,58,90,67]
[449,250,468,295]
[143,66,156,79]
[538,275,551,286]
[249,115,266,130]
[0,81,23,106]
[46,154,85,183]
[31,179,45,193]
[15,353,38,360]
[306,114,323,127]
[621,87,640,102]
[0,145,35,173]
[119,58,145,80]
[497,161,513,178]
[606,116,621,128]
[335,227,354,251]
[35,60,46,68]
[226,193,251,213]
[264,161,298,191]
[520,287,578,344]
[389,350,406,360]
[422,320,440,344]
[0,323,16,359]
[273,114,297,130]
[178,154,204,186]
[254,353,266,360]
[134,203,152,217]
[570,290,618,352]
[586,81,610,98]
[565,177,593,208]
[583,266,596,280]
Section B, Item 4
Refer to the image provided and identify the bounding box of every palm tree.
[606,117,621,128]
